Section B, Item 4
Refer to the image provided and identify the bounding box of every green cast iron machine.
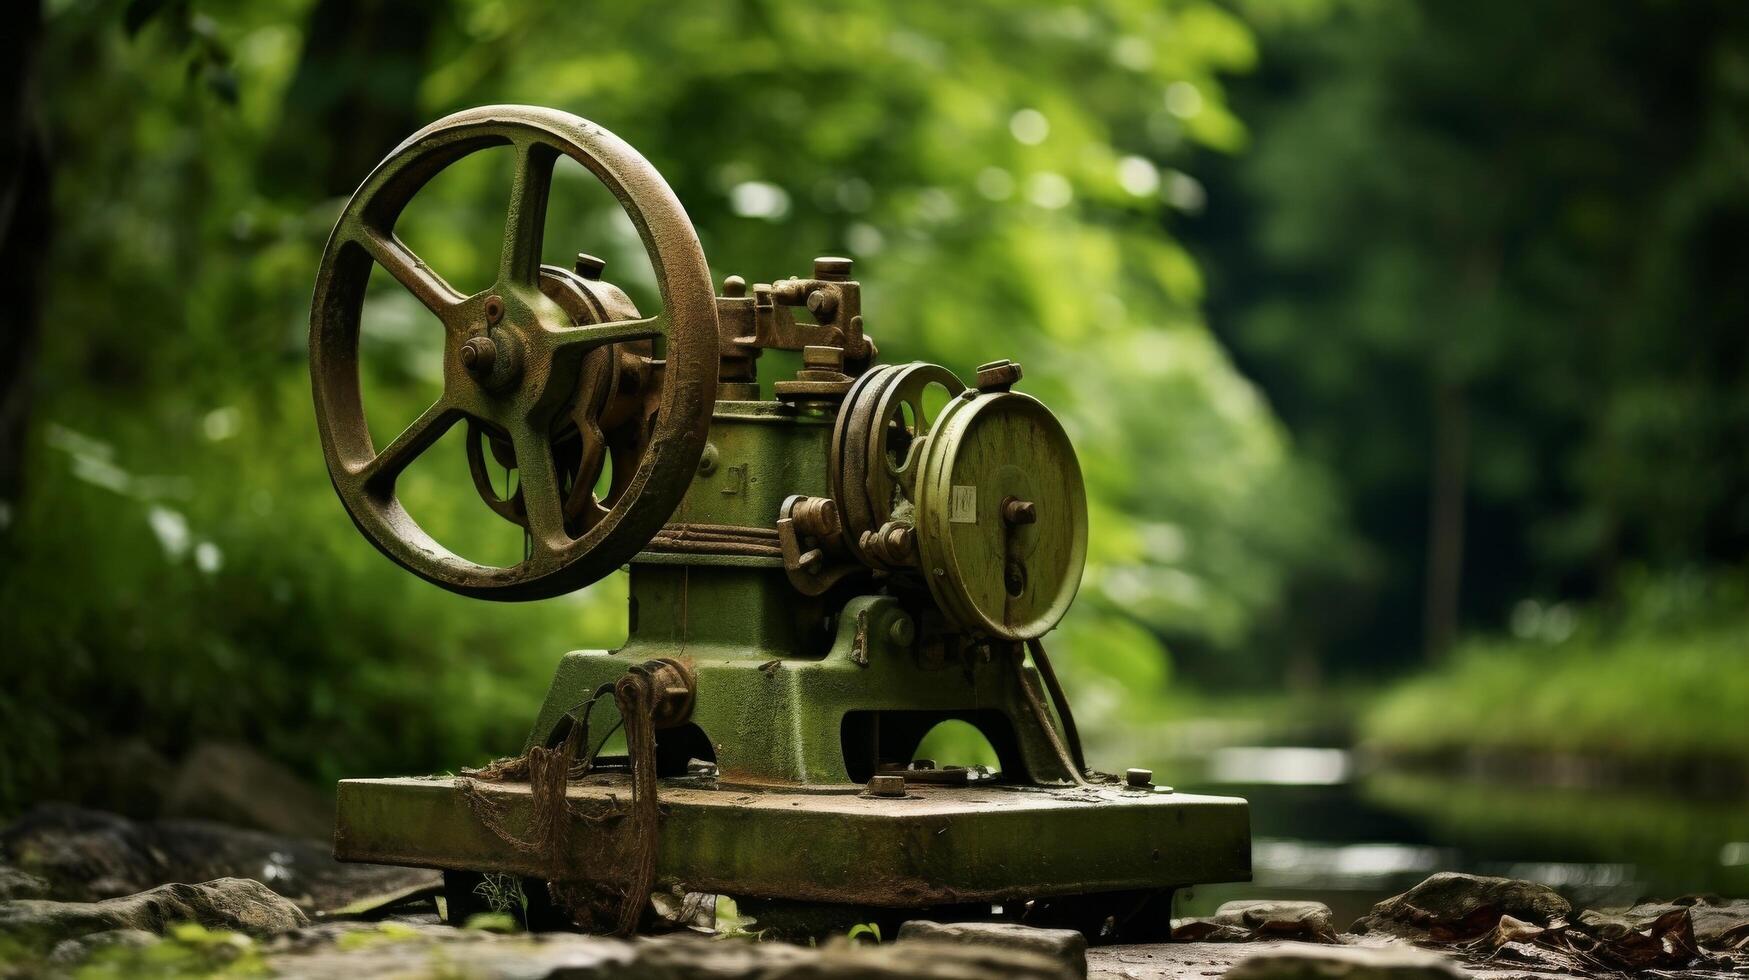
[311,105,1249,937]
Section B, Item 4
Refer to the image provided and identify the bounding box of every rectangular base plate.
[335,774,1250,907]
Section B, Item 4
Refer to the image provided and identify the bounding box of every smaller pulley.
[830,362,964,568]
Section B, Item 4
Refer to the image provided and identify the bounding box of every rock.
[1174,900,1339,944]
[1349,873,1571,941]
[0,803,437,912]
[163,741,333,839]
[0,866,50,900]
[0,877,308,948]
[1226,944,1472,980]
[897,919,1088,978]
[242,924,1075,978]
[47,927,158,964]
[1580,898,1749,949]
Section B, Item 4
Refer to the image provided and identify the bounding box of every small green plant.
[472,873,530,926]
[712,896,766,941]
[846,922,882,944]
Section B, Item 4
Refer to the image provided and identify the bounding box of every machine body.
[312,105,1249,937]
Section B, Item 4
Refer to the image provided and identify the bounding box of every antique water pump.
[311,105,1249,937]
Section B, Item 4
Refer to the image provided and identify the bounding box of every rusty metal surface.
[310,105,719,600]
[334,774,1251,908]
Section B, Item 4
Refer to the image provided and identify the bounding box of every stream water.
[1164,746,1749,924]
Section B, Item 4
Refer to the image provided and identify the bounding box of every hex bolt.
[868,773,906,797]
[801,344,845,372]
[976,359,1023,392]
[814,255,854,282]
[483,295,505,324]
[1125,767,1154,788]
[806,289,838,320]
[887,613,917,648]
[1002,497,1037,526]
[460,336,497,377]
[574,252,607,280]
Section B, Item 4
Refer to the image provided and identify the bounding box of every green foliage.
[471,874,530,927]
[71,923,265,978]
[1362,570,1749,765]
[845,922,882,945]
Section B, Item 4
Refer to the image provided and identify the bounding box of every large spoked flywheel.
[310,105,719,600]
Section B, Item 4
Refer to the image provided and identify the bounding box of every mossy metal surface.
[334,775,1250,907]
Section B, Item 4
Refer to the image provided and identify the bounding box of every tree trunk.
[0,0,48,518]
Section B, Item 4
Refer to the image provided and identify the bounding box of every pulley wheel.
[914,389,1087,639]
[310,105,718,600]
[831,362,964,566]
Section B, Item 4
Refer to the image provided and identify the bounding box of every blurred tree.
[1195,0,1749,668]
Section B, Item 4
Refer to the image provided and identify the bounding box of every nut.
[1125,767,1153,788]
[887,613,917,648]
[867,774,906,798]
[801,345,846,373]
[574,252,606,279]
[975,359,1023,392]
[791,496,841,538]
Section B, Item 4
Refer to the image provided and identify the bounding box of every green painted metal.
[530,593,1080,786]
[672,400,835,528]
[334,775,1251,907]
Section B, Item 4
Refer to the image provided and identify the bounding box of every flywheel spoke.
[500,140,557,286]
[510,419,569,555]
[355,398,461,491]
[356,227,466,319]
[546,313,667,352]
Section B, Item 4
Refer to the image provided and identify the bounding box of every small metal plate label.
[950,485,978,524]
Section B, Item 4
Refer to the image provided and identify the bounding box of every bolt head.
[460,336,497,376]
[574,253,607,279]
[887,614,916,648]
[976,359,1023,393]
[1125,767,1154,788]
[722,275,747,298]
[813,256,854,282]
[867,773,907,798]
[806,289,838,320]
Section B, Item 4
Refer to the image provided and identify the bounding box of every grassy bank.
[1361,572,1749,776]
